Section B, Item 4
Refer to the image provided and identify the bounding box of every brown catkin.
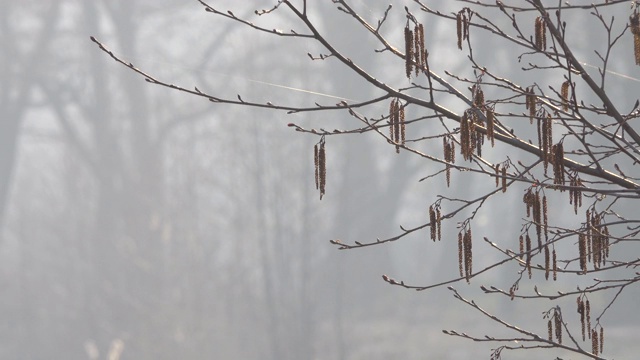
[553,143,565,186]
[318,140,326,199]
[414,24,421,75]
[486,108,495,146]
[579,233,587,273]
[526,233,532,278]
[592,329,599,355]
[631,12,640,65]
[600,327,604,353]
[526,87,536,124]
[544,244,550,280]
[561,81,570,111]
[578,297,585,341]
[519,235,524,260]
[314,144,319,190]
[502,166,507,192]
[405,26,414,78]
[456,12,463,50]
[464,227,473,282]
[586,299,591,334]
[436,208,442,241]
[418,23,426,68]
[552,248,557,281]
[458,231,464,277]
[429,205,436,241]
[543,195,548,242]
[548,319,553,341]
[535,17,546,50]
[444,137,452,187]
[495,164,500,188]
[389,99,396,141]
[535,191,542,250]
[399,104,406,151]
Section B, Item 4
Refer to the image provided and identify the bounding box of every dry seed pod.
[561,81,570,111]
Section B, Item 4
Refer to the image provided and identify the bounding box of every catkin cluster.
[389,98,406,153]
[546,309,563,344]
[578,209,610,273]
[314,138,326,199]
[456,8,472,50]
[523,187,548,251]
[459,110,484,160]
[404,23,428,78]
[569,173,584,214]
[552,142,565,186]
[578,295,604,355]
[525,87,536,124]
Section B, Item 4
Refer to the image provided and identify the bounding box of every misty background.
[1,1,638,359]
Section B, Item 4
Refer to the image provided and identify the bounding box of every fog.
[1,1,638,359]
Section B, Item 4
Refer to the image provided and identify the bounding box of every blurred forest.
[1,1,639,359]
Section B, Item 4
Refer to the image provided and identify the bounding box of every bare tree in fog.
[93,0,640,358]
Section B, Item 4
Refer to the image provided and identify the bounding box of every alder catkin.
[554,311,562,344]
[631,12,640,65]
[458,231,464,278]
[318,140,326,199]
[552,248,557,281]
[404,26,414,78]
[314,144,319,190]
[544,244,550,280]
[561,81,570,111]
[457,12,463,50]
